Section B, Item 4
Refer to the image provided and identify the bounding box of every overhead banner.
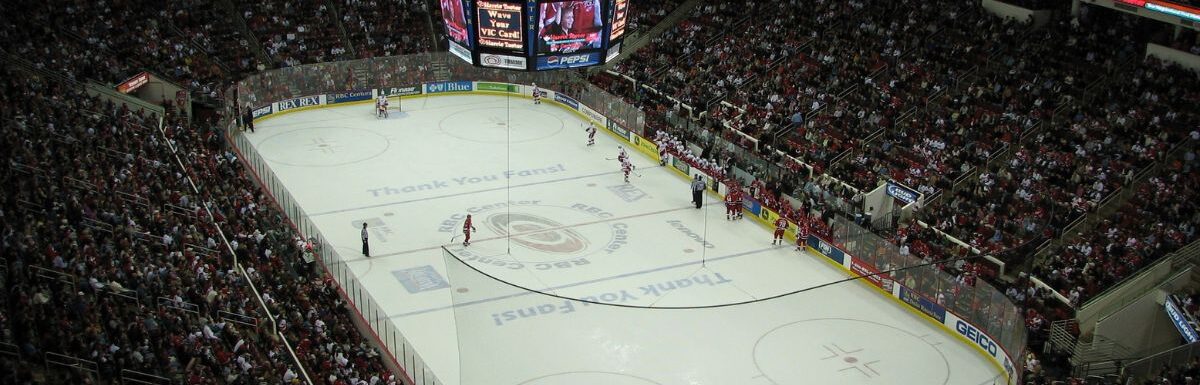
[536,52,601,70]
[479,53,527,70]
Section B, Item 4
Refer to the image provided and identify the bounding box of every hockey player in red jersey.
[586,123,596,146]
[621,160,633,183]
[795,218,810,251]
[725,189,740,220]
[617,146,628,163]
[463,214,478,246]
[772,217,788,245]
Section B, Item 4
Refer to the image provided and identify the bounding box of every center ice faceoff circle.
[439,106,565,143]
[752,318,951,385]
[442,202,628,267]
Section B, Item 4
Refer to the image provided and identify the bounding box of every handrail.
[1081,240,1200,310]
[153,113,312,384]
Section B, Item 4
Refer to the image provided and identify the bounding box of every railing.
[44,352,98,380]
[228,126,442,385]
[827,215,1027,383]
[120,369,173,385]
[1123,340,1200,381]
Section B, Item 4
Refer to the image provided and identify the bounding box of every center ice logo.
[485,212,589,254]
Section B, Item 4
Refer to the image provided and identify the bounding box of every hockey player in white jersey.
[375,94,389,118]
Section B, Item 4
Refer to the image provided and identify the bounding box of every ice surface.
[248,94,1004,385]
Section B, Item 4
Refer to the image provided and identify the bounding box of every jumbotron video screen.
[439,0,629,71]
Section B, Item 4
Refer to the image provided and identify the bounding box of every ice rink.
[242,93,1006,385]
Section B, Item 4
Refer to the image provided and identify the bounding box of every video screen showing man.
[441,0,469,45]
[538,0,603,54]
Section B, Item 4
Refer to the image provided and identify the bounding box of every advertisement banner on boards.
[849,258,885,289]
[326,90,373,104]
[606,120,630,141]
[742,197,762,217]
[276,95,322,112]
[252,105,273,119]
[553,93,579,110]
[671,157,691,175]
[898,286,947,323]
[476,82,518,93]
[425,81,473,94]
[945,311,1009,375]
[379,85,421,97]
[580,104,606,126]
[807,235,845,265]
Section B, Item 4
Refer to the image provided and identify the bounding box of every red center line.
[363,203,708,260]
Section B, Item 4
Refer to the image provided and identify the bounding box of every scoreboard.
[439,0,629,71]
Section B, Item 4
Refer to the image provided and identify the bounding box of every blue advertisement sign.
[252,105,272,119]
[607,121,630,140]
[899,286,947,323]
[425,81,473,94]
[886,180,920,205]
[807,235,845,265]
[1165,298,1200,343]
[536,52,602,70]
[742,198,762,217]
[553,93,579,110]
[326,90,373,104]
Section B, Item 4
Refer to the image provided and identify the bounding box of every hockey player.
[725,189,740,220]
[617,146,628,163]
[586,122,596,146]
[795,218,810,251]
[772,217,789,245]
[463,214,478,247]
[621,160,633,183]
[532,83,542,104]
[376,94,389,118]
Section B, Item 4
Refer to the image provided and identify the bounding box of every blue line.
[310,166,663,216]
[387,245,779,319]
